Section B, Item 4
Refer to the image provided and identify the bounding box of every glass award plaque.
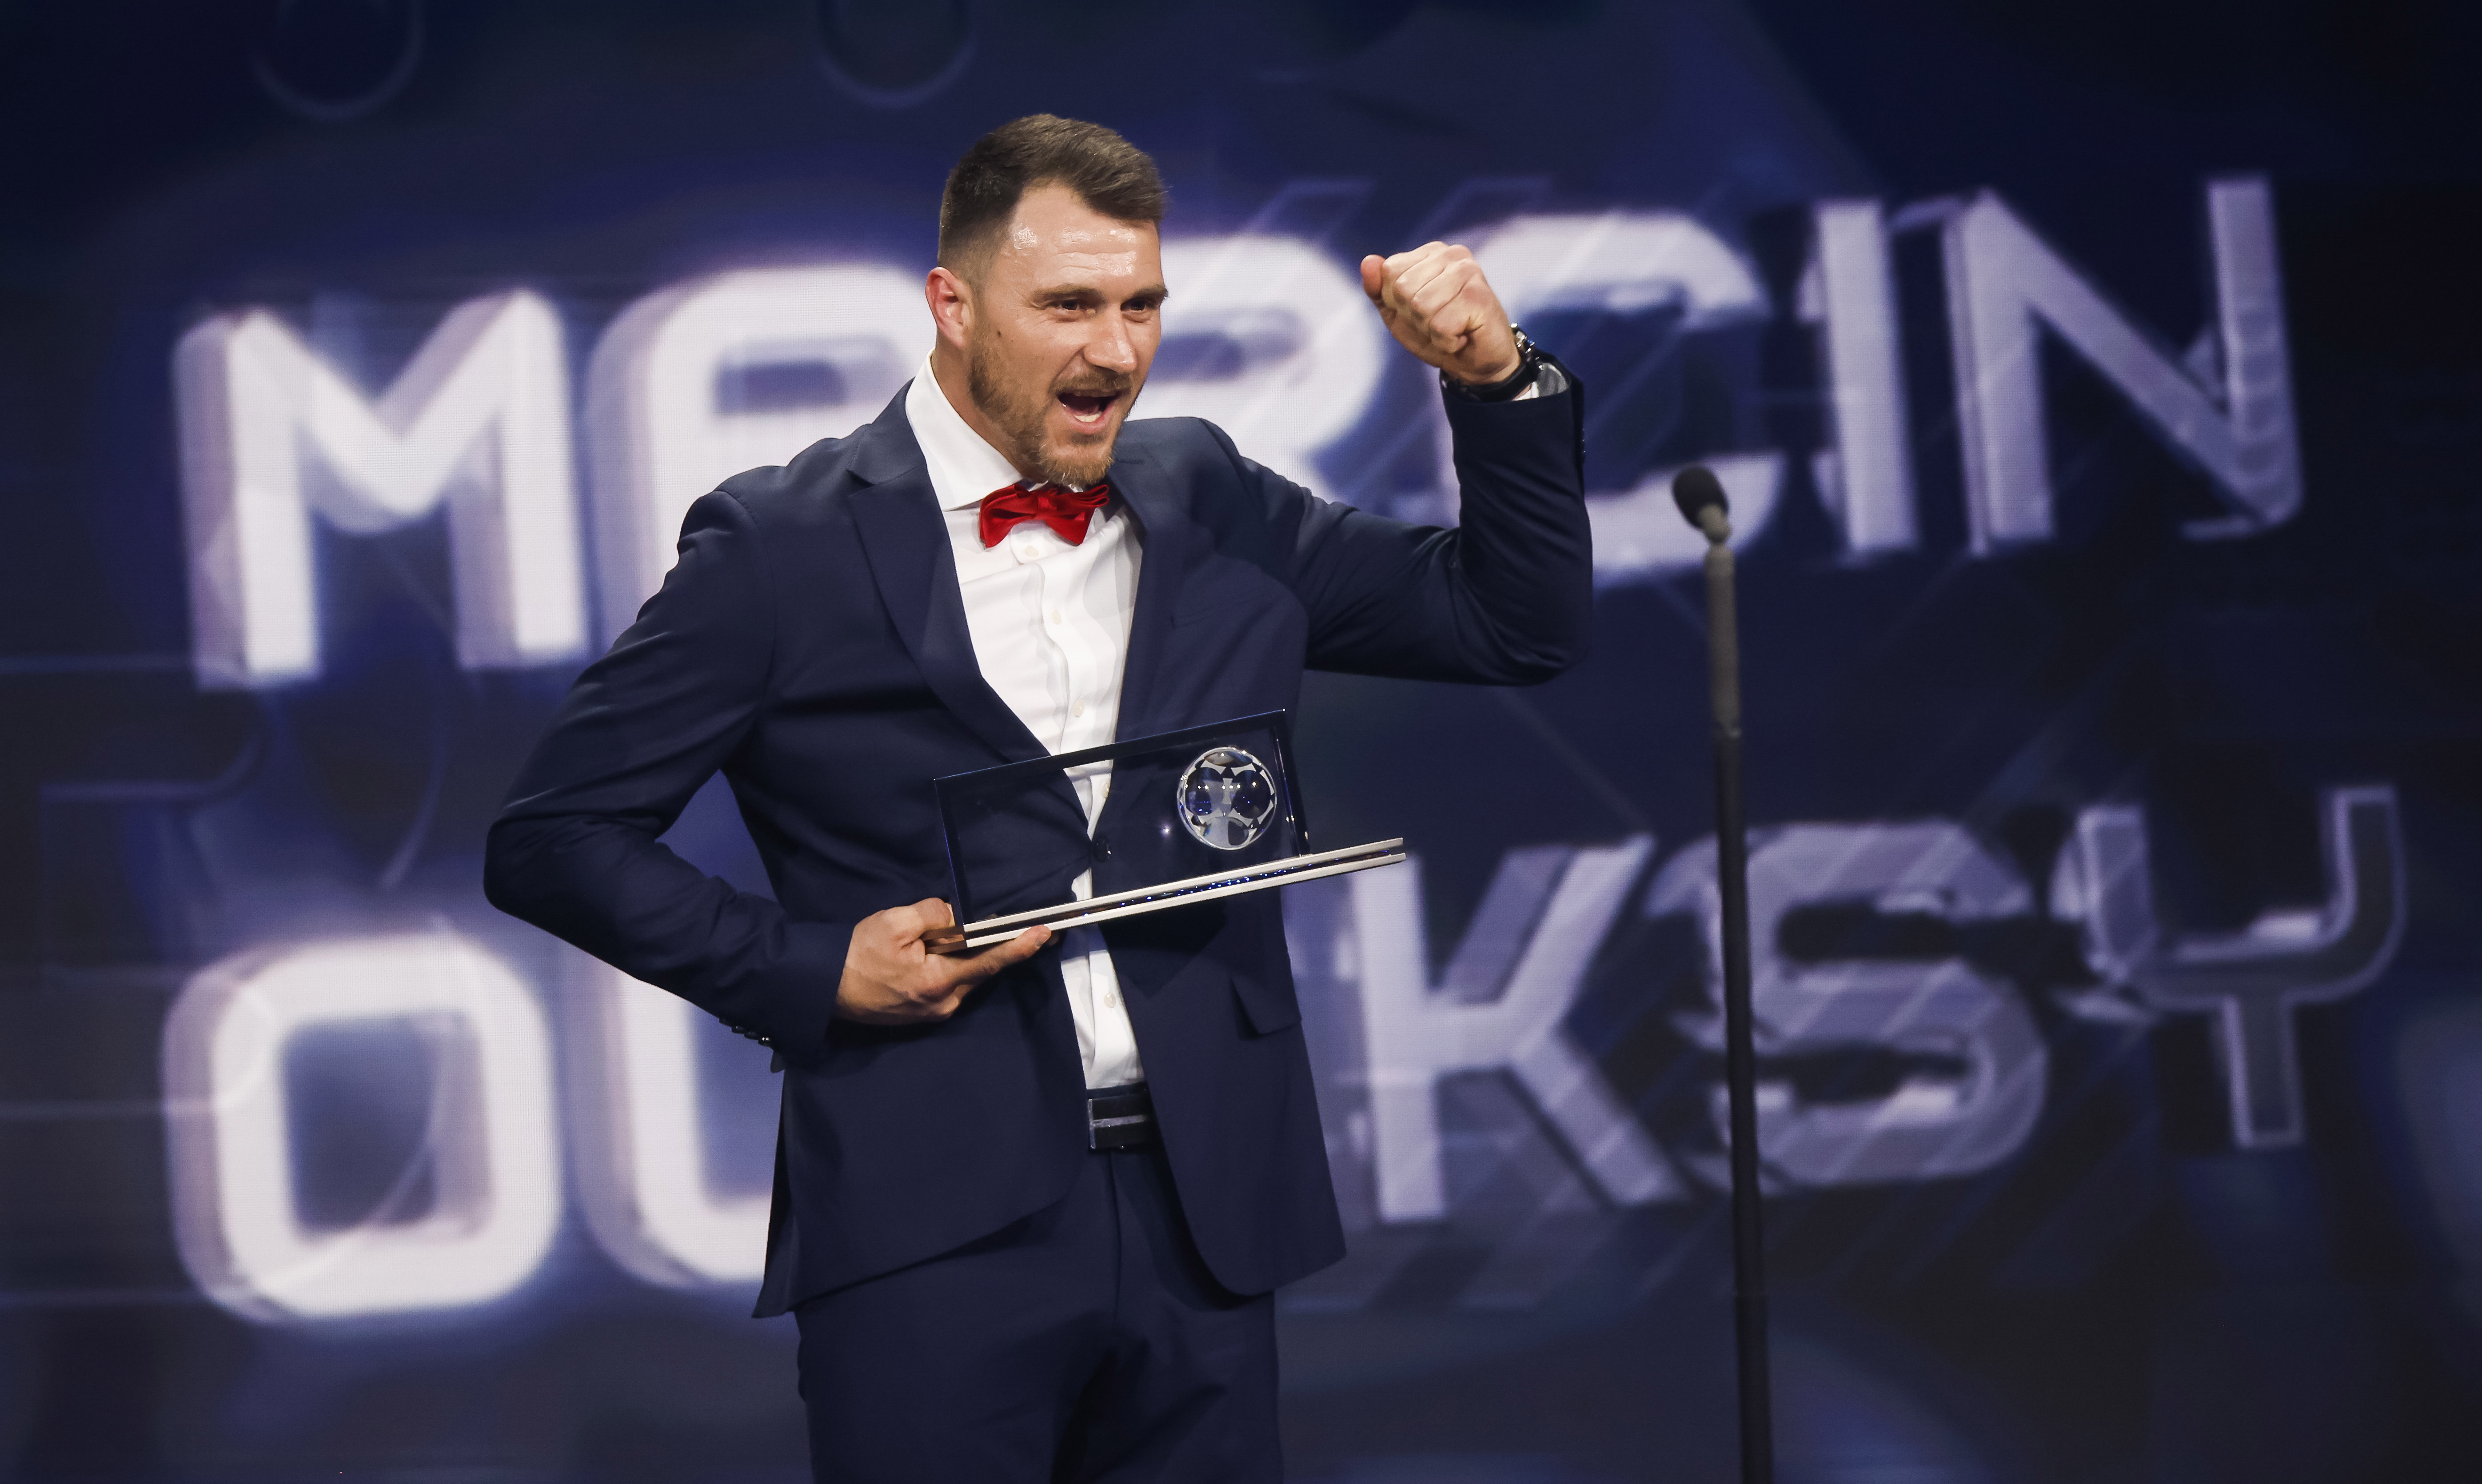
[921,710,1404,954]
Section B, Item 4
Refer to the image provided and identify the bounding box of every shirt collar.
[905,352,1032,513]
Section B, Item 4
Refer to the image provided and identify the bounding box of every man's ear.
[925,266,974,349]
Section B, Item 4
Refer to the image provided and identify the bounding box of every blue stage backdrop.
[3,1,2478,1480]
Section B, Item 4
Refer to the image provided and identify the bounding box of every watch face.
[1177,746,1279,850]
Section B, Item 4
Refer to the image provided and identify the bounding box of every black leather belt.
[1086,1083,1156,1150]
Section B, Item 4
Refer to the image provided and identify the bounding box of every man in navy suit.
[486,115,1589,1482]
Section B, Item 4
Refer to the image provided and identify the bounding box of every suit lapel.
[845,392,1052,767]
[1105,443,1197,748]
[1095,444,1205,853]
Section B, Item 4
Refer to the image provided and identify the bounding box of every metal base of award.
[921,710,1403,955]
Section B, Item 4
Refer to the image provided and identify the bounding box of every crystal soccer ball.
[1177,746,1279,851]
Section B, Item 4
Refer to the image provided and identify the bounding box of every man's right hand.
[835,898,1050,1025]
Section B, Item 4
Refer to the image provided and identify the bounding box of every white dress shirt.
[904,355,1145,1089]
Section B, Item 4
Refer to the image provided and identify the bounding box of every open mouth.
[1055,388,1123,429]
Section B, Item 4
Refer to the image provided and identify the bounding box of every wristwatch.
[1442,323,1558,403]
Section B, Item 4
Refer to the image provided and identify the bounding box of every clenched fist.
[837,898,1049,1025]
[1360,242,1522,388]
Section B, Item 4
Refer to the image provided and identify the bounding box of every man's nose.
[1085,312,1138,374]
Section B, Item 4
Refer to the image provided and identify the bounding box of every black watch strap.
[1442,324,1544,403]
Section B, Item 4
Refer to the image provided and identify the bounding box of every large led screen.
[2,2,2478,1480]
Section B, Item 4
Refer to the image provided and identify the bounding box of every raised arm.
[1231,240,1591,683]
[1208,388,1588,683]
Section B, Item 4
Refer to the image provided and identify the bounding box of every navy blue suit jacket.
[485,379,1590,1315]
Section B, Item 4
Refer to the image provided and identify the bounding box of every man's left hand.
[1360,242,1521,388]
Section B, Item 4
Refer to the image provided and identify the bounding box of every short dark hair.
[938,115,1166,280]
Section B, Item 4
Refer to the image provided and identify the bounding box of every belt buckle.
[1085,1084,1154,1151]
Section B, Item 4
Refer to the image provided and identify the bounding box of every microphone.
[1671,464,1732,542]
[1672,457,1773,1484]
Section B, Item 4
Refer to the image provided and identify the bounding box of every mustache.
[1052,371,1136,398]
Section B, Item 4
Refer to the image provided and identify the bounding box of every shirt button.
[1049,609,1063,625]
[1072,701,1086,717]
[1101,990,1119,1009]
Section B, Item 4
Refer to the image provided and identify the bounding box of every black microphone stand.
[1673,465,1774,1484]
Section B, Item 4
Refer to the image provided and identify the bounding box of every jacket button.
[1091,832,1111,862]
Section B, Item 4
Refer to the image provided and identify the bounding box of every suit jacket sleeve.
[1209,373,1591,684]
[484,489,845,1057]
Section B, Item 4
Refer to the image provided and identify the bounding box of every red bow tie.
[979,482,1111,548]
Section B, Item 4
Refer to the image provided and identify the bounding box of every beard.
[966,331,1135,489]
